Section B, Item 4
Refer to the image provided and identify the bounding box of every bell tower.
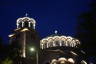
[9,14,40,64]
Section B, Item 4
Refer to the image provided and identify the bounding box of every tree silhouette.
[76,1,96,56]
[0,36,5,62]
[1,57,13,64]
[0,37,3,48]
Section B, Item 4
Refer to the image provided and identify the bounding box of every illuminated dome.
[16,15,36,29]
[40,31,80,49]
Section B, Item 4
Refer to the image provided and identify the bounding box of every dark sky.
[0,0,90,44]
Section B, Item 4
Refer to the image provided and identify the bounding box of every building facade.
[9,16,88,64]
[40,31,87,64]
[9,16,40,64]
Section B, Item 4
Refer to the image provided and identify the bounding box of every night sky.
[0,0,90,44]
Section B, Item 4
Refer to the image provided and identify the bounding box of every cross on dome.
[54,30,58,34]
[25,13,28,17]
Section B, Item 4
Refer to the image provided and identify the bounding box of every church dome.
[40,31,80,49]
[16,14,36,29]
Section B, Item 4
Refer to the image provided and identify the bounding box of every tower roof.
[17,17,36,24]
[16,16,36,29]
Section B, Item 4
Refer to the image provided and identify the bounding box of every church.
[8,15,88,64]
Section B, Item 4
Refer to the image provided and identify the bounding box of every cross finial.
[54,30,58,34]
[25,13,28,17]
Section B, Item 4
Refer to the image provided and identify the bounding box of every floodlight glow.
[68,58,75,63]
[21,28,29,32]
[8,34,15,37]
[30,47,35,52]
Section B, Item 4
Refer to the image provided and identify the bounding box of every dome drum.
[40,36,80,49]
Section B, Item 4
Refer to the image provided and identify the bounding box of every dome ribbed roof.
[17,17,36,24]
[40,35,80,49]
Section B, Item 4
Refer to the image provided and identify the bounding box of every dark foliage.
[76,1,96,56]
